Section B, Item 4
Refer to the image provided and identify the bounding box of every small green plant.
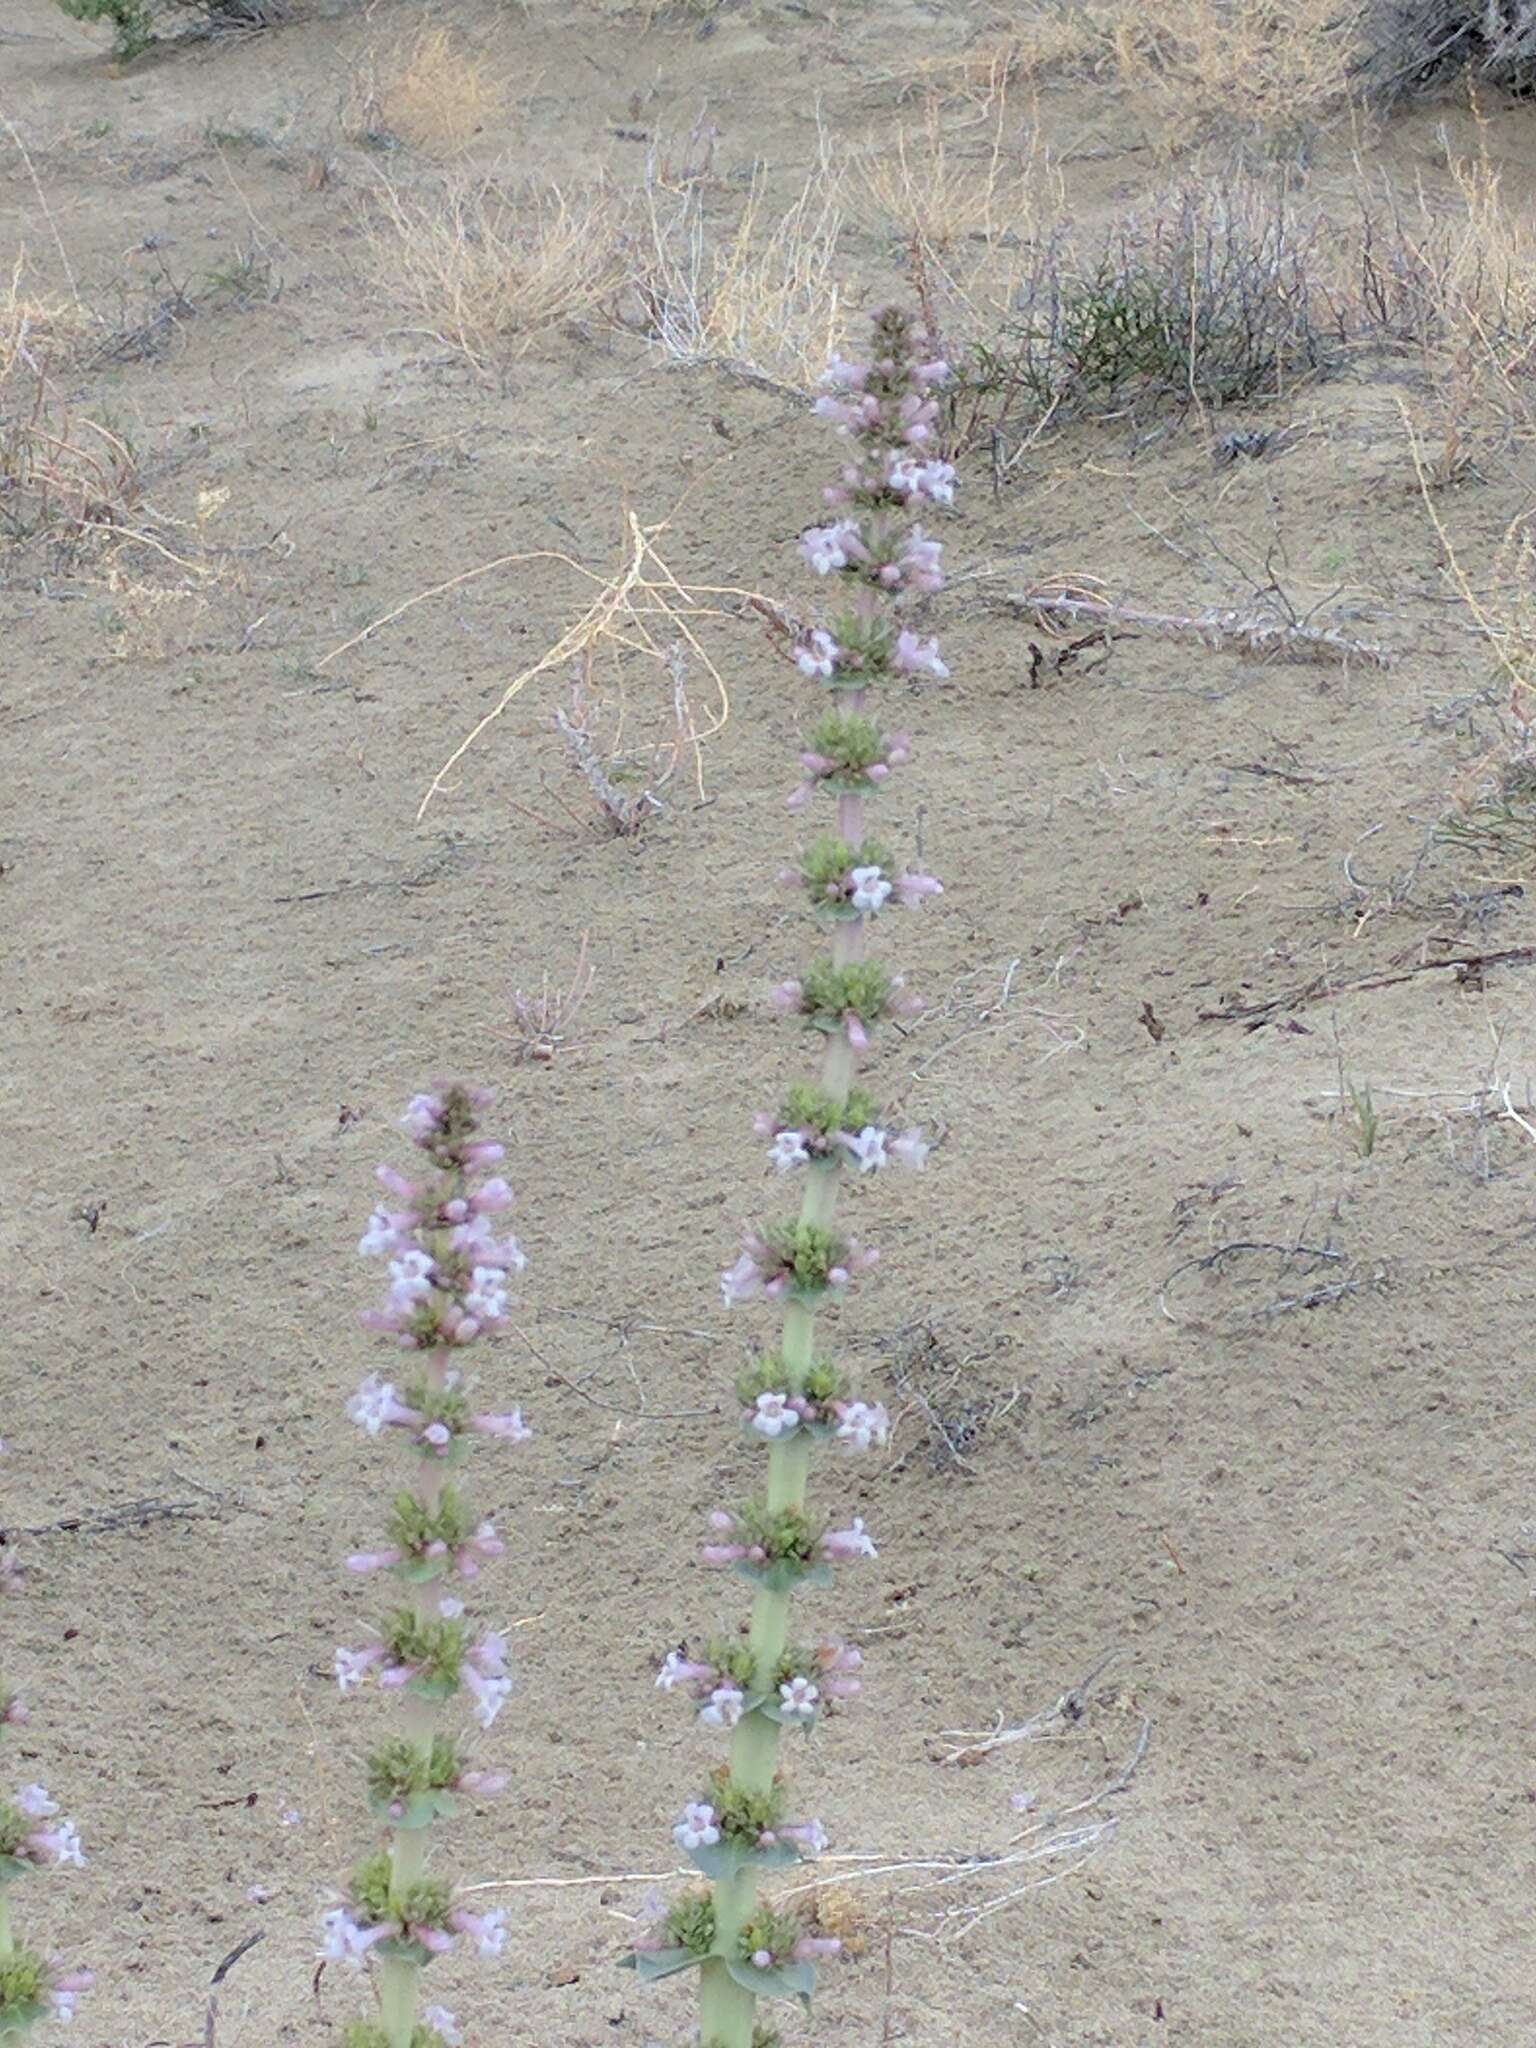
[56,0,155,60]
[1346,1078,1380,1158]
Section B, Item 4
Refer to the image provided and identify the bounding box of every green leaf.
[366,1789,459,1829]
[622,1946,707,1983]
[690,1836,803,1880]
[732,1559,832,1594]
[393,1557,448,1584]
[405,1674,459,1703]
[724,1957,817,2006]
[371,1935,434,1966]
[0,1856,30,1883]
[0,1999,48,2036]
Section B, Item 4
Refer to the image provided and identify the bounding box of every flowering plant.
[327,1087,530,2048]
[635,306,954,2048]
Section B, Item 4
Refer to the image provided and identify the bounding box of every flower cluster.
[786,711,910,811]
[328,1087,532,2048]
[781,832,942,921]
[657,1638,863,1732]
[646,307,954,2048]
[322,1854,507,1968]
[719,1221,878,1306]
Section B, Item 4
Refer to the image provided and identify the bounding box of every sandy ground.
[3,3,1536,2044]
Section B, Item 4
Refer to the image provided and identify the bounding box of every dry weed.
[1106,0,1366,152]
[345,22,506,156]
[632,157,845,390]
[364,172,628,372]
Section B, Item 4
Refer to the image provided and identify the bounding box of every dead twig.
[1198,944,1536,1028]
[1014,581,1396,669]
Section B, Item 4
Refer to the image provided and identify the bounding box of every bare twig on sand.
[1013,580,1396,669]
[509,931,593,1063]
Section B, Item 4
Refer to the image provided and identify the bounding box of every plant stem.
[0,1886,11,1963]
[700,766,870,2048]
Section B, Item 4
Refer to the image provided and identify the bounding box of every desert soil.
[3,3,1535,2045]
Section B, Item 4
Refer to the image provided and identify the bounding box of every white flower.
[801,519,860,575]
[839,1125,888,1173]
[464,1670,513,1729]
[50,1988,82,2023]
[795,628,839,680]
[836,1401,890,1452]
[655,1650,690,1691]
[15,1785,57,1818]
[423,2009,463,2048]
[699,1684,745,1729]
[319,1907,373,1967]
[750,1391,800,1440]
[778,1676,820,1721]
[345,1374,397,1436]
[769,1129,811,1171]
[387,1249,434,1303]
[332,1647,372,1694]
[357,1207,399,1256]
[470,1908,507,1956]
[438,1595,466,1618]
[674,1801,721,1851]
[464,1264,508,1320]
[48,1820,85,1867]
[849,865,892,914]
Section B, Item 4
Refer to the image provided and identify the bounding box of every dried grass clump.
[365,173,629,372]
[1356,0,1536,99]
[344,23,506,156]
[631,160,845,391]
[1106,0,1366,151]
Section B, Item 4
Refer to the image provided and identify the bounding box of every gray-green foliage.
[55,0,281,62]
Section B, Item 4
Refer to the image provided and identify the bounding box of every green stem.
[0,1885,11,1963]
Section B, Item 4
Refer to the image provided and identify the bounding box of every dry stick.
[1012,583,1397,669]
[1198,945,1536,1026]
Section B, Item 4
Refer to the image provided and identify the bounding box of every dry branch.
[1012,582,1396,669]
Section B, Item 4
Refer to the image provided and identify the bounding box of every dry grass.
[632,157,846,390]
[1105,0,1366,151]
[344,21,507,156]
[364,172,629,372]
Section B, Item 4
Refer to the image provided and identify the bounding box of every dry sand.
[3,3,1535,2043]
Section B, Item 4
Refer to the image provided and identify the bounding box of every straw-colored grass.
[345,22,507,157]
[365,172,629,372]
[632,157,846,391]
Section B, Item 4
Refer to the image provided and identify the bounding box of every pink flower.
[447,1905,507,1957]
[793,1934,843,1960]
[656,1651,717,1693]
[320,1906,389,1967]
[49,1971,93,2022]
[423,2009,463,2047]
[673,1801,720,1851]
[345,1547,403,1575]
[769,979,804,1015]
[890,1127,929,1169]
[720,1250,764,1307]
[821,1517,878,1561]
[821,355,870,391]
[893,630,949,679]
[401,1093,446,1140]
[837,1125,888,1172]
[473,1408,532,1441]
[463,1634,512,1728]
[833,1400,890,1450]
[333,1644,387,1693]
[894,869,943,906]
[843,1010,869,1052]
[777,1818,828,1856]
[454,1520,504,1576]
